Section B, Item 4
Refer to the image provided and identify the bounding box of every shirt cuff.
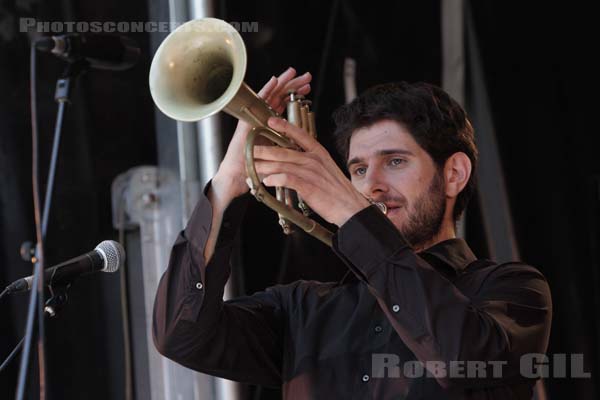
[183,180,251,257]
[332,205,410,279]
[182,182,213,263]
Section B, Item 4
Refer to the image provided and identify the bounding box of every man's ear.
[444,152,472,198]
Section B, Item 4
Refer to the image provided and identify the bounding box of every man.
[153,68,552,399]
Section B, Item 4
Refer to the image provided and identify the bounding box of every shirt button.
[374,325,383,333]
[195,282,203,290]
[392,304,400,313]
[362,374,370,382]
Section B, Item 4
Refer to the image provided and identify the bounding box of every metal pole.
[464,1,520,262]
[441,0,466,238]
[185,2,237,400]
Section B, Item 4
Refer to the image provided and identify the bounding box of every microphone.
[5,240,125,293]
[35,33,140,71]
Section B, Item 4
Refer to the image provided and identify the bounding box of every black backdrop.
[0,0,598,399]
[469,2,599,398]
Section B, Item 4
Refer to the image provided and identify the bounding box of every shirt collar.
[420,238,478,273]
[339,238,477,285]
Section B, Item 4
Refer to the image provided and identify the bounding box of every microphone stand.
[43,59,89,237]
[1,286,70,372]
[14,54,89,400]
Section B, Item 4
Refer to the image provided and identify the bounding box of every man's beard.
[394,171,446,249]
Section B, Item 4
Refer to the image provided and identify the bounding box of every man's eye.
[353,167,367,176]
[390,158,406,167]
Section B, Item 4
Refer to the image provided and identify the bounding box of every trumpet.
[149,18,334,246]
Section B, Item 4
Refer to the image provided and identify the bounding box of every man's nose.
[363,168,389,195]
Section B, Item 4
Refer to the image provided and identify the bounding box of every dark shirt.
[153,189,552,400]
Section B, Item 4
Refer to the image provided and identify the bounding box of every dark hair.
[332,82,478,221]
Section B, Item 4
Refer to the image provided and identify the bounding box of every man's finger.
[266,67,297,103]
[262,173,305,193]
[271,82,312,114]
[296,83,311,96]
[257,76,278,99]
[268,117,319,152]
[277,66,297,81]
[254,146,307,164]
[280,72,312,96]
[272,72,312,103]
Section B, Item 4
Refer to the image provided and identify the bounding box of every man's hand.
[212,68,312,204]
[254,117,371,227]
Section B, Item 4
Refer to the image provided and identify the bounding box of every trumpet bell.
[149,18,247,122]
